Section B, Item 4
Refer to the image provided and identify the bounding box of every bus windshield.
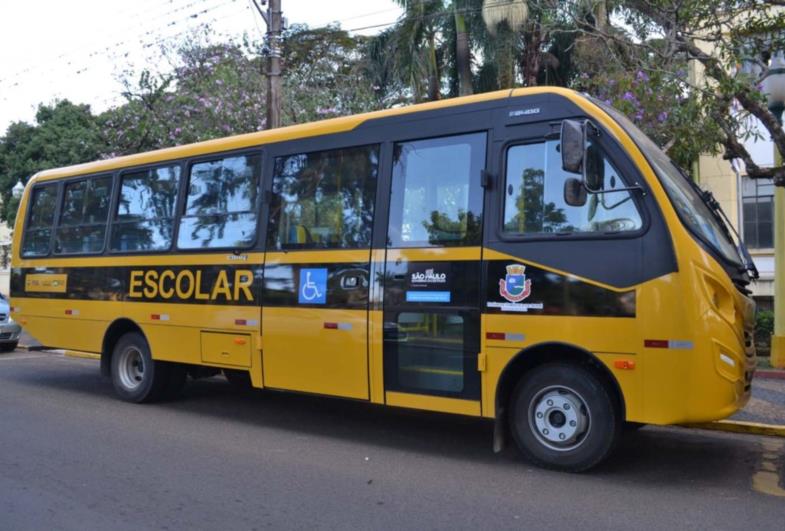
[592,98,745,269]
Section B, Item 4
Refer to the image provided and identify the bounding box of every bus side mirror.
[561,119,585,174]
[564,178,587,207]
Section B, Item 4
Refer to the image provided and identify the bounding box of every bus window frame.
[20,181,62,259]
[176,147,264,253]
[107,159,187,256]
[493,119,652,244]
[265,142,382,253]
[52,172,116,257]
[385,130,489,250]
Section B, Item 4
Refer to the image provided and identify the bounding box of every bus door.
[261,144,380,399]
[381,132,488,412]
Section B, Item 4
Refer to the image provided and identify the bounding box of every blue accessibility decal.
[299,268,327,304]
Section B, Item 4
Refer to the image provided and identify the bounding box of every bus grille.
[0,332,11,340]
[0,313,6,322]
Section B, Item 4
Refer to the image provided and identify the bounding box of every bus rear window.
[22,184,58,257]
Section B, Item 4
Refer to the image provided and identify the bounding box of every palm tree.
[452,0,476,96]
[385,0,447,102]
[481,0,528,88]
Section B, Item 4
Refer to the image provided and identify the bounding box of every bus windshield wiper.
[700,187,759,280]
[670,160,758,280]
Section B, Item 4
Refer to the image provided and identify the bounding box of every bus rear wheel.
[111,332,170,403]
[509,363,621,472]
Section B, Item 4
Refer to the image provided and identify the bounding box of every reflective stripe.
[644,339,693,349]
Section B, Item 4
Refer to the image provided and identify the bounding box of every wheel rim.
[117,346,145,391]
[528,385,591,452]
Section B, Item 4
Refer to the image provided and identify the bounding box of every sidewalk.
[732,375,785,425]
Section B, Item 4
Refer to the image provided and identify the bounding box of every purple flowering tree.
[569,1,785,184]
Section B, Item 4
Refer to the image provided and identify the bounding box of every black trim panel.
[263,262,370,310]
[11,265,263,306]
[485,260,635,317]
[484,94,677,289]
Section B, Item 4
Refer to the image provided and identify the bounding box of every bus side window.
[54,175,112,254]
[502,140,643,236]
[387,133,486,248]
[21,184,58,257]
[267,145,379,251]
[177,154,261,250]
[110,164,181,252]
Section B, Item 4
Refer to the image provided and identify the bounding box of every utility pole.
[252,0,283,129]
[763,51,785,369]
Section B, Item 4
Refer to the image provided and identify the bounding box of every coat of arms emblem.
[499,264,532,303]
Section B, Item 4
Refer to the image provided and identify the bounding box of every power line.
[0,1,255,107]
[0,0,242,88]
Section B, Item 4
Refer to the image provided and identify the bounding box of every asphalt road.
[1,351,783,531]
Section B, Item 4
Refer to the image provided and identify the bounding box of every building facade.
[698,134,775,307]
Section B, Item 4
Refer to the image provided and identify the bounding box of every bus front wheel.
[509,363,621,472]
[111,332,170,403]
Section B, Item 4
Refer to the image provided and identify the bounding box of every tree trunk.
[497,26,516,89]
[427,32,441,101]
[454,11,473,96]
[595,1,607,32]
[522,27,542,87]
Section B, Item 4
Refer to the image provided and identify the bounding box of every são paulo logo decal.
[499,264,532,303]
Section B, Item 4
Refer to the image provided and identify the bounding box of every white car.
[0,294,21,352]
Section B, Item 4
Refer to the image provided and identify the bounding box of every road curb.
[64,350,101,360]
[18,344,45,352]
[755,369,785,380]
[683,420,785,437]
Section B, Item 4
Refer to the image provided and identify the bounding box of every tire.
[624,421,645,431]
[110,332,170,403]
[508,363,621,472]
[0,341,18,352]
[223,369,252,390]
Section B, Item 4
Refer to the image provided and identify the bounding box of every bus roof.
[31,86,583,183]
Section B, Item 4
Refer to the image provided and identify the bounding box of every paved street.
[0,350,783,531]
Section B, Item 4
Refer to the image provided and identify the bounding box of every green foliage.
[574,68,725,170]
[102,29,267,155]
[756,309,774,356]
[0,100,105,225]
[281,25,378,123]
[3,1,784,227]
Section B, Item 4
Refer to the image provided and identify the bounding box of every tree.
[482,0,529,89]
[0,100,105,224]
[369,1,448,103]
[451,0,481,95]
[281,24,378,123]
[568,1,785,184]
[103,29,267,155]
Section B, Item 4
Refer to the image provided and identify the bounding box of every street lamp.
[762,50,785,369]
[11,180,24,200]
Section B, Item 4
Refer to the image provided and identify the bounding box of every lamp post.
[763,51,785,369]
[11,180,24,200]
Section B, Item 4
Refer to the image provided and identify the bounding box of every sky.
[0,0,404,131]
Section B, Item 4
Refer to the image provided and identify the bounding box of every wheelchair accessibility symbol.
[298,268,327,304]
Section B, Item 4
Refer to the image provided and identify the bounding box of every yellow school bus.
[10,88,756,471]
